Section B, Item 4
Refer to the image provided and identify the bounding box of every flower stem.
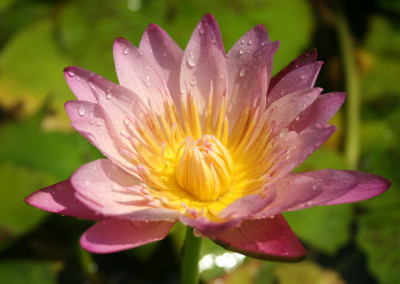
[181,227,202,284]
[337,5,360,170]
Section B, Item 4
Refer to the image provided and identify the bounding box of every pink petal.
[180,14,227,126]
[80,218,175,253]
[218,190,276,219]
[72,159,179,221]
[267,61,323,106]
[274,124,336,177]
[139,23,184,106]
[25,179,102,220]
[267,88,322,128]
[113,38,166,107]
[214,215,306,261]
[269,49,318,91]
[289,92,346,132]
[227,25,279,125]
[65,100,133,171]
[64,66,98,103]
[179,215,242,237]
[290,170,391,208]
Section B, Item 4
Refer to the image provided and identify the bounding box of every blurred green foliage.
[0,0,399,283]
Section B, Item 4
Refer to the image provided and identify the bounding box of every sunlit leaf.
[0,163,54,249]
[273,261,345,284]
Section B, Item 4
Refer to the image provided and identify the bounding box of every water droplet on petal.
[300,74,307,80]
[186,55,196,68]
[85,180,90,186]
[238,49,244,55]
[241,39,246,44]
[123,48,129,55]
[239,69,246,77]
[199,27,205,34]
[78,105,85,116]
[280,88,286,95]
[106,92,112,99]
[68,70,75,77]
[248,39,253,45]
[190,80,196,86]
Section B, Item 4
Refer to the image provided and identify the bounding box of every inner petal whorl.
[175,135,233,201]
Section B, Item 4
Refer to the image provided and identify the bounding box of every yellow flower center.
[176,135,233,201]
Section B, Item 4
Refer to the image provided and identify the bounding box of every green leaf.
[273,261,345,284]
[0,163,54,249]
[0,261,60,284]
[283,204,353,255]
[357,208,400,284]
[0,113,102,180]
[0,19,73,123]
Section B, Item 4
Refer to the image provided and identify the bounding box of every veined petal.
[267,88,322,128]
[179,215,242,237]
[289,92,346,132]
[64,66,98,103]
[269,49,318,91]
[80,219,175,253]
[113,38,166,107]
[227,25,279,125]
[214,215,306,261]
[180,14,228,126]
[274,124,336,177]
[139,23,184,106]
[71,159,179,221]
[288,169,391,208]
[65,101,134,172]
[267,61,323,106]
[25,179,102,220]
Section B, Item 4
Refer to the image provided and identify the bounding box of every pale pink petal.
[139,23,184,102]
[71,159,180,221]
[267,88,322,128]
[179,216,242,237]
[290,170,391,208]
[274,124,336,177]
[180,14,228,125]
[80,219,175,253]
[289,92,346,132]
[214,215,306,261]
[218,189,276,219]
[269,49,318,90]
[267,61,323,106]
[25,179,102,220]
[64,67,98,103]
[65,100,133,171]
[113,38,166,107]
[227,25,279,124]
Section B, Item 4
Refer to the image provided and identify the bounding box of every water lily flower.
[26,14,390,262]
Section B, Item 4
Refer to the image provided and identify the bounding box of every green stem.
[337,5,360,170]
[181,227,202,284]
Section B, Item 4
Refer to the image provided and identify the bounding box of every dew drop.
[78,105,85,116]
[238,49,244,55]
[280,88,286,95]
[186,55,196,68]
[300,74,308,80]
[68,70,75,77]
[96,120,101,127]
[106,92,112,100]
[248,39,253,45]
[89,119,94,125]
[199,27,205,34]
[190,80,196,86]
[123,48,129,55]
[239,69,246,77]
[85,180,90,186]
[241,39,246,44]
